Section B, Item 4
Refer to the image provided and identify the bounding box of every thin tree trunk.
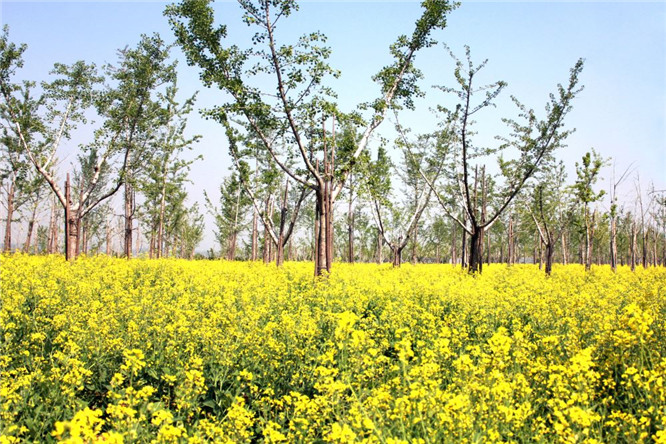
[263,195,272,264]
[251,208,258,261]
[451,221,457,265]
[376,227,382,264]
[610,213,618,272]
[23,200,39,253]
[276,180,288,266]
[545,237,554,276]
[3,180,15,253]
[64,174,79,262]
[461,228,468,269]
[315,188,330,276]
[48,195,57,254]
[124,182,133,259]
[561,231,568,265]
[348,176,354,264]
[411,224,418,264]
[630,221,637,271]
[507,214,514,266]
[585,209,596,271]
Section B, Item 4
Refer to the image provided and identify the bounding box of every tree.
[573,149,605,271]
[528,162,569,275]
[1,26,129,260]
[0,80,47,252]
[206,172,251,260]
[608,161,634,271]
[415,47,584,273]
[138,82,200,258]
[166,0,456,276]
[101,33,177,258]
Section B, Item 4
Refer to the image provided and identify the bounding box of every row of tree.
[2,1,664,277]
[1,27,204,260]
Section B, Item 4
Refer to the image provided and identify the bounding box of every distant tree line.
[1,1,665,277]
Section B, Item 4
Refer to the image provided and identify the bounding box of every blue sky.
[2,1,665,251]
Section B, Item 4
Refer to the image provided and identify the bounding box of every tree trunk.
[630,222,637,271]
[544,238,554,276]
[263,196,272,264]
[585,209,596,271]
[610,213,618,272]
[3,180,15,253]
[81,222,88,255]
[507,215,514,266]
[561,231,568,265]
[251,208,258,261]
[348,179,354,264]
[468,228,484,274]
[276,180,288,267]
[124,182,134,259]
[461,228,468,269]
[64,174,79,262]
[451,221,457,265]
[48,195,58,254]
[315,188,331,276]
[376,227,383,264]
[392,237,403,268]
[23,200,39,253]
[642,229,648,268]
[411,225,418,264]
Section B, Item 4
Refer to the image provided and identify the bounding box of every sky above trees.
[2,0,664,251]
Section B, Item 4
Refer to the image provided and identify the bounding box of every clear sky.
[2,1,665,252]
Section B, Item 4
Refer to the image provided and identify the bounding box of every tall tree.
[166,0,456,276]
[205,172,252,260]
[138,82,199,258]
[573,149,605,271]
[0,80,46,252]
[101,34,176,258]
[608,161,634,272]
[415,46,584,273]
[1,27,128,260]
[528,162,569,275]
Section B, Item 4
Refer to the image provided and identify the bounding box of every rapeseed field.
[1,254,665,443]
